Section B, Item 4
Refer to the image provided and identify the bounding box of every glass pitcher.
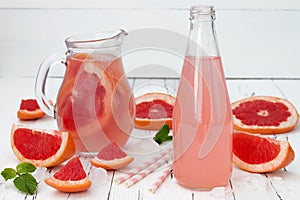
[35,30,135,156]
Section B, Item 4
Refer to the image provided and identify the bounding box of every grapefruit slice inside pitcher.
[56,54,116,151]
[232,96,299,134]
[91,142,134,170]
[11,124,76,167]
[17,99,45,120]
[45,156,92,192]
[233,131,295,173]
[135,92,175,130]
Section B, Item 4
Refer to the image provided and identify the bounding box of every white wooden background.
[0,0,299,78]
[0,1,300,200]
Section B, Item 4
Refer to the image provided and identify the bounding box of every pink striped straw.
[123,152,172,188]
[114,147,172,185]
[148,166,172,194]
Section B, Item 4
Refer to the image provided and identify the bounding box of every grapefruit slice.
[233,131,295,173]
[11,124,76,167]
[91,143,134,170]
[232,96,299,134]
[17,99,45,120]
[56,54,117,152]
[134,92,175,130]
[45,156,92,192]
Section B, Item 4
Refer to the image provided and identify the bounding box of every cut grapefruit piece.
[134,92,175,130]
[91,143,134,170]
[11,124,76,167]
[232,96,299,134]
[17,99,45,120]
[45,156,91,192]
[233,131,295,173]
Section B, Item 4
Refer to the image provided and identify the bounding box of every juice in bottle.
[173,56,232,189]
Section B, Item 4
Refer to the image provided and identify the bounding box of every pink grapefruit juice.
[56,53,135,154]
[173,56,232,189]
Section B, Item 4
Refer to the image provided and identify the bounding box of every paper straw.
[114,147,172,184]
[148,166,172,194]
[123,152,172,188]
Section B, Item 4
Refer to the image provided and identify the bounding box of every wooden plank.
[265,80,300,200]
[0,10,300,78]
[0,0,299,9]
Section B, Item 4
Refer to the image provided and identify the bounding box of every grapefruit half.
[45,156,91,192]
[233,131,295,173]
[17,99,45,120]
[91,142,134,170]
[134,92,175,130]
[232,96,299,134]
[11,124,76,167]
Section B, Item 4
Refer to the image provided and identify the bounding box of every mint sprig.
[1,162,38,195]
[153,124,172,145]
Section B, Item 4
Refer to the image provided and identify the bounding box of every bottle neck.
[186,6,220,57]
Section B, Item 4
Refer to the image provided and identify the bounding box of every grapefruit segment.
[232,96,299,134]
[11,124,76,167]
[91,143,134,170]
[134,92,175,130]
[233,131,295,173]
[45,156,92,192]
[17,99,45,120]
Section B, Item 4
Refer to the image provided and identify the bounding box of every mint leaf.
[13,173,38,195]
[16,162,36,174]
[1,168,17,181]
[153,124,172,145]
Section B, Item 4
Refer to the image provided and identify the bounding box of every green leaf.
[153,124,172,145]
[1,168,17,181]
[13,173,38,195]
[16,162,36,174]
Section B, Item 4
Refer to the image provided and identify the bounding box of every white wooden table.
[0,76,299,200]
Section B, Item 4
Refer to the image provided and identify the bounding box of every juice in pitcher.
[56,53,134,154]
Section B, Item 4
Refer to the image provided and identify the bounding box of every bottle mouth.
[65,29,127,49]
[190,5,216,20]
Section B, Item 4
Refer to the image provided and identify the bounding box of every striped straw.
[123,152,172,188]
[148,166,172,194]
[114,147,172,185]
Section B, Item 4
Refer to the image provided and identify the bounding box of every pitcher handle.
[35,53,66,118]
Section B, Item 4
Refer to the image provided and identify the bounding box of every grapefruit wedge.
[232,96,299,134]
[134,92,175,130]
[11,124,76,167]
[45,156,91,192]
[233,131,295,173]
[17,99,45,120]
[91,143,134,170]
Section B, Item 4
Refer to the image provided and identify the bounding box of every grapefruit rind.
[231,96,299,134]
[233,132,295,173]
[44,177,91,193]
[17,109,45,120]
[11,124,76,167]
[134,92,175,130]
[91,155,134,170]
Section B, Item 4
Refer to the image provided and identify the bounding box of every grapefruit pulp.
[233,131,295,173]
[17,99,45,120]
[45,156,91,192]
[135,92,175,130]
[11,124,76,167]
[232,96,298,134]
[91,142,134,170]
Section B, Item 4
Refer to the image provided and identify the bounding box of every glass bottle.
[172,5,232,189]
